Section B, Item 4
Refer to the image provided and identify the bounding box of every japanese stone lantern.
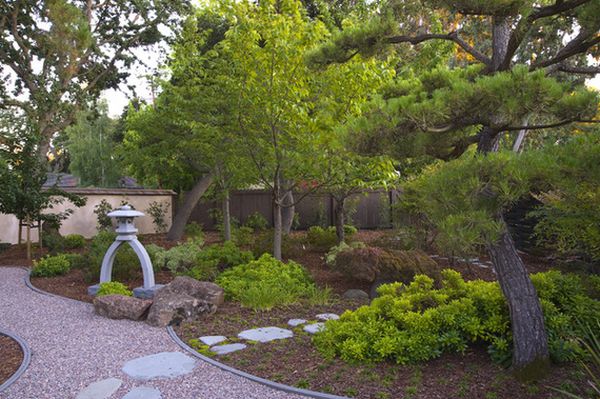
[87,205,163,299]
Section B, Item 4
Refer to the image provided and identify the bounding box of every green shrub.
[216,253,316,310]
[306,226,357,250]
[31,254,71,277]
[64,234,86,249]
[145,244,166,272]
[96,281,133,297]
[0,242,11,253]
[154,238,205,275]
[198,241,254,271]
[63,253,88,269]
[313,270,600,365]
[325,241,366,266]
[84,231,142,283]
[244,212,269,231]
[42,232,65,254]
[233,226,254,247]
[184,222,204,239]
[250,229,301,258]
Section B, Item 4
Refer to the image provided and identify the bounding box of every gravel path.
[0,267,306,399]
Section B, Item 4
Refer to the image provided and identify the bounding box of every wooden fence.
[186,189,399,230]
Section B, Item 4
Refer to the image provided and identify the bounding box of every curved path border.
[167,326,348,399]
[22,268,348,399]
[0,328,31,394]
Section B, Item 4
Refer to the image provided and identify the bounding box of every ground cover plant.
[30,254,71,277]
[96,281,133,297]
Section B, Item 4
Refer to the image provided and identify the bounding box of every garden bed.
[0,334,23,386]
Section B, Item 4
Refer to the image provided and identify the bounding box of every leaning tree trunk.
[281,189,295,235]
[222,189,231,241]
[334,197,346,244]
[486,217,550,379]
[167,173,213,241]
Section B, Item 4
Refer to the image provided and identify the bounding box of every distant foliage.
[216,254,317,310]
[31,254,70,277]
[184,222,204,239]
[232,226,254,247]
[307,226,356,249]
[244,211,269,231]
[97,281,133,297]
[94,200,114,230]
[146,200,169,233]
[62,253,88,270]
[314,270,600,365]
[64,234,86,249]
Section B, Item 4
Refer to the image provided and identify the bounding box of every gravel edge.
[0,328,32,394]
[166,326,349,399]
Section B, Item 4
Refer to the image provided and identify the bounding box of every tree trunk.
[273,201,283,260]
[222,189,231,241]
[512,115,530,153]
[334,197,346,244]
[281,189,295,235]
[486,218,550,379]
[26,218,31,260]
[478,126,501,153]
[167,173,214,241]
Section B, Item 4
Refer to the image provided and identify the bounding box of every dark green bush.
[0,242,11,253]
[250,229,302,258]
[198,241,254,271]
[31,254,71,277]
[314,270,600,365]
[96,281,133,297]
[64,234,86,249]
[145,243,166,272]
[62,253,88,269]
[42,231,65,254]
[325,241,366,266]
[306,226,357,249]
[184,222,204,239]
[154,238,205,275]
[233,226,254,247]
[83,231,142,283]
[216,253,316,310]
[244,212,269,230]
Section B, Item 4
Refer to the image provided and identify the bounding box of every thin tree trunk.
[478,126,501,153]
[281,188,295,235]
[26,218,31,260]
[335,197,346,244]
[167,173,214,241]
[273,201,283,260]
[486,218,550,379]
[512,115,530,153]
[222,189,231,241]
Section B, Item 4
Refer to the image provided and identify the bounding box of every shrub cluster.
[325,241,366,266]
[31,254,71,277]
[154,238,205,276]
[184,222,204,239]
[83,231,142,283]
[216,254,317,310]
[313,270,600,365]
[244,212,269,231]
[64,234,86,249]
[96,281,133,297]
[250,230,302,258]
[306,226,356,249]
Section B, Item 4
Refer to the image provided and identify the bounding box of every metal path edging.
[0,328,32,394]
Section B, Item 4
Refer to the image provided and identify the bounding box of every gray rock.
[210,343,247,355]
[146,286,216,327]
[315,313,339,321]
[122,386,162,399]
[238,327,293,343]
[303,323,325,334]
[76,378,122,399]
[168,276,224,306]
[93,295,152,321]
[287,319,307,327]
[342,289,369,300]
[199,335,227,346]
[122,352,196,380]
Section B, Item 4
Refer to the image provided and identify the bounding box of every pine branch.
[555,64,600,75]
[504,119,600,131]
[532,31,600,70]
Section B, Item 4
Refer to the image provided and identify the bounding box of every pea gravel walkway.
[0,267,306,399]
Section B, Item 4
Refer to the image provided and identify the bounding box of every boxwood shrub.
[31,254,71,277]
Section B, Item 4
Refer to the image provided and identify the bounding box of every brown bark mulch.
[0,334,23,386]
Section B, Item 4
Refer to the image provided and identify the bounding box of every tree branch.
[554,64,600,75]
[531,31,600,70]
[504,119,600,131]
[386,31,492,66]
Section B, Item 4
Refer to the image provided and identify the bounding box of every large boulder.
[93,295,152,321]
[333,246,440,284]
[167,276,224,306]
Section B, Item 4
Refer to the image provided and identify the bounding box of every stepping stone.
[199,335,227,346]
[210,343,247,355]
[343,289,369,300]
[76,378,122,399]
[122,352,196,380]
[316,313,339,321]
[238,327,294,343]
[303,323,325,334]
[123,386,162,399]
[288,319,307,327]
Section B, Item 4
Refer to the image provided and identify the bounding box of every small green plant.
[216,254,316,310]
[232,226,254,247]
[146,200,169,233]
[31,254,70,277]
[184,222,204,239]
[244,212,268,231]
[62,253,88,269]
[63,234,86,249]
[93,199,113,230]
[306,226,337,249]
[96,281,133,297]
[154,237,205,275]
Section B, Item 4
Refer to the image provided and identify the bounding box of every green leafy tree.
[65,102,122,187]
[310,0,599,376]
[0,0,191,160]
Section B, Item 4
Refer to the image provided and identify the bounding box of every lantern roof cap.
[107,205,144,218]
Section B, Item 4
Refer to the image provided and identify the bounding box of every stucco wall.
[0,189,175,244]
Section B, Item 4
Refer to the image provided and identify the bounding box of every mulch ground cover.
[0,334,23,385]
[9,229,589,398]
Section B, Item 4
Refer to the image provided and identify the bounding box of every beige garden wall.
[0,188,175,244]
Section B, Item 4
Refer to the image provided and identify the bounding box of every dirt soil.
[0,334,23,385]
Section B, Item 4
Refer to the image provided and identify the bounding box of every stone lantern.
[88,205,163,299]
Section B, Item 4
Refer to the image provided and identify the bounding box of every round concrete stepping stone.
[288,318,307,327]
[199,335,227,346]
[238,327,294,343]
[210,343,247,355]
[303,322,325,334]
[122,386,162,399]
[315,313,339,321]
[122,352,196,380]
[76,377,122,399]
